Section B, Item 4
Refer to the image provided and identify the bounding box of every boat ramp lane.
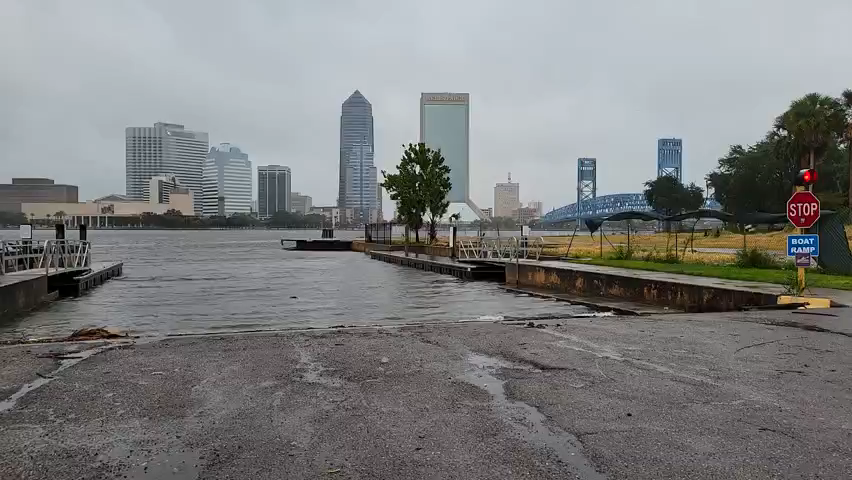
[0,238,123,319]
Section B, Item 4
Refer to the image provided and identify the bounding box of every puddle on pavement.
[104,446,201,479]
[0,343,126,413]
[462,353,606,480]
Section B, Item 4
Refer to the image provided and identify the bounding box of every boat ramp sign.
[786,234,819,257]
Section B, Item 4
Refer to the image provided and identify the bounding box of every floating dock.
[51,262,124,297]
[0,237,123,319]
[281,238,353,251]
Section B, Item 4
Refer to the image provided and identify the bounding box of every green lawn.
[571,258,852,291]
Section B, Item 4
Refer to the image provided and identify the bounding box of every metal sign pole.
[795,185,805,292]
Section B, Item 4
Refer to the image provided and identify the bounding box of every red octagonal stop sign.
[787,191,821,228]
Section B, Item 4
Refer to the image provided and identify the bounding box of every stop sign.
[787,191,821,228]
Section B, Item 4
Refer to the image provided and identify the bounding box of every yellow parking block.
[777,296,832,309]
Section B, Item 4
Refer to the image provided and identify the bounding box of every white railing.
[1,240,44,275]
[457,236,544,261]
[1,239,91,275]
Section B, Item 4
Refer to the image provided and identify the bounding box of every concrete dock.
[369,250,505,280]
[0,262,123,319]
[366,246,850,311]
[0,271,53,319]
[1,309,851,479]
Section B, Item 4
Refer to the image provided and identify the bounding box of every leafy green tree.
[706,140,791,214]
[382,144,430,243]
[707,92,851,213]
[417,146,452,242]
[841,89,852,206]
[643,176,704,216]
[773,93,846,171]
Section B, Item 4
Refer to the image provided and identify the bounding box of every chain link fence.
[532,209,852,274]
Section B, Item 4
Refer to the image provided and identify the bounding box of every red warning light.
[796,169,817,186]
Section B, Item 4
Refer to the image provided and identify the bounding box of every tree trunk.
[414,227,419,243]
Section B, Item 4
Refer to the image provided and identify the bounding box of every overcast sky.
[2,0,851,215]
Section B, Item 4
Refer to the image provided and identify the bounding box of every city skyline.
[4,1,852,216]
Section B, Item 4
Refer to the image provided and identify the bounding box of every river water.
[0,229,592,340]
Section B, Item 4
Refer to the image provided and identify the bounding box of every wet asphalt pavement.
[1,310,851,479]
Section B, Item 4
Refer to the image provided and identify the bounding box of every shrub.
[611,245,633,260]
[642,247,681,264]
[735,247,778,269]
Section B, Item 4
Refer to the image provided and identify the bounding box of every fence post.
[674,230,678,261]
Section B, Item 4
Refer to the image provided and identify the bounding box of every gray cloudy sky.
[2,0,851,215]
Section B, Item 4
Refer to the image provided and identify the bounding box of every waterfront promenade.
[2,309,851,479]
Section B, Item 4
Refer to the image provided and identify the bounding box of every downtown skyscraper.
[339,90,374,211]
[126,122,209,215]
[202,143,252,216]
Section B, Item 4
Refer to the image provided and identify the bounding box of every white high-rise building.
[494,173,520,218]
[343,140,379,224]
[203,144,252,216]
[125,122,208,215]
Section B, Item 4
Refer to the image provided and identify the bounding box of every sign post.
[787,188,821,292]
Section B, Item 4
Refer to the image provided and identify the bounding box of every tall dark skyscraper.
[339,90,374,208]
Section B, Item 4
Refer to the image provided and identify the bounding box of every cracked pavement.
[0,310,851,479]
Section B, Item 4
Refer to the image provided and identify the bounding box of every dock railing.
[457,236,545,261]
[1,239,91,275]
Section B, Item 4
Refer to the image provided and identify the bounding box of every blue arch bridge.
[541,193,721,222]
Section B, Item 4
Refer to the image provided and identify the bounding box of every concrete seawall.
[505,261,780,312]
[0,273,49,319]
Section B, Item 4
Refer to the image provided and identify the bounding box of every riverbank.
[2,311,850,479]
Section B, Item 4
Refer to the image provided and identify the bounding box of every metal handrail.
[39,240,92,272]
[1,240,46,275]
[455,235,546,261]
[0,239,91,275]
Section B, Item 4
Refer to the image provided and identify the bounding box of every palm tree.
[774,93,847,174]
[29,213,35,224]
[54,211,66,225]
[841,89,852,206]
[45,213,51,225]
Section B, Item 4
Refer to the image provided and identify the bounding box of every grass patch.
[572,258,852,291]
